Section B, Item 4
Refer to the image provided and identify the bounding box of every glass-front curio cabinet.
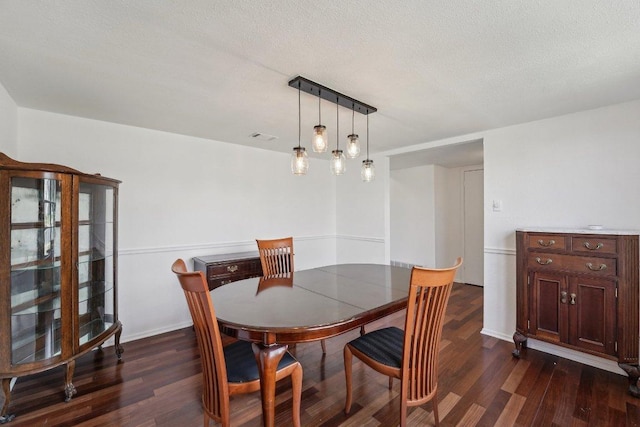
[0,153,122,422]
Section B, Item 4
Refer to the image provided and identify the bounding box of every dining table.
[210,263,412,427]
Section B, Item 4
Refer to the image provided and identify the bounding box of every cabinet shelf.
[11,221,61,230]
[11,258,61,272]
[11,288,61,315]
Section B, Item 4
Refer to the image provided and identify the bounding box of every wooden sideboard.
[514,229,640,396]
[193,252,263,290]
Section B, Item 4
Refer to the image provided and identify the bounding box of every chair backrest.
[171,259,230,422]
[401,257,462,405]
[256,237,294,275]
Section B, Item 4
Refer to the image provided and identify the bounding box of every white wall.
[16,108,343,341]
[435,165,468,276]
[390,164,436,266]
[392,164,479,280]
[0,80,17,156]
[335,154,388,264]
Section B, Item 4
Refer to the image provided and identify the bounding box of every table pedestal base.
[252,343,287,427]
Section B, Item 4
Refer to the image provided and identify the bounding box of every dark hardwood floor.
[5,283,640,426]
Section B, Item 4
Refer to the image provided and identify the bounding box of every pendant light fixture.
[361,110,375,182]
[291,82,309,175]
[346,103,360,159]
[331,96,346,175]
[287,76,376,179]
[312,90,328,153]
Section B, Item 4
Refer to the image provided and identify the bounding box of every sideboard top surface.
[516,227,640,236]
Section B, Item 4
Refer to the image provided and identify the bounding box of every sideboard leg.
[64,361,77,402]
[619,363,640,398]
[0,378,16,423]
[512,332,527,358]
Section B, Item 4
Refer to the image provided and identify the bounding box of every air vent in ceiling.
[250,132,278,142]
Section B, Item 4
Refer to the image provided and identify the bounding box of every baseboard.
[480,328,626,376]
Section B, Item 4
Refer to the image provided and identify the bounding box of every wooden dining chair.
[343,258,463,427]
[171,259,303,427]
[256,237,328,353]
[256,237,294,276]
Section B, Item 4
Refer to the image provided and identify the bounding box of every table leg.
[252,343,287,427]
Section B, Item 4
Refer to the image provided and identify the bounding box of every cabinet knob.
[583,242,604,251]
[537,239,555,247]
[585,262,607,271]
[560,291,568,304]
[535,257,553,265]
[570,293,577,305]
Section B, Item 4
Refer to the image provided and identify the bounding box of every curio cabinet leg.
[0,378,15,424]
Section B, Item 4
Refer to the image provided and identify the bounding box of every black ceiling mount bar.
[288,76,377,115]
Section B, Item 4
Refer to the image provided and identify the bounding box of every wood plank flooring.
[4,283,640,426]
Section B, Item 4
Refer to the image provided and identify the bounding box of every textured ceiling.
[1,1,639,166]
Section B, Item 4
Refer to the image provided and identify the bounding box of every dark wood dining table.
[210,263,412,427]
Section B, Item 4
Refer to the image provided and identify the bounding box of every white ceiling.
[1,1,639,167]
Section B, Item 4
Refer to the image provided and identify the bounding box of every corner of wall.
[0,80,18,157]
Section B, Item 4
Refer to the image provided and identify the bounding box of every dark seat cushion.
[347,326,404,368]
[224,340,298,383]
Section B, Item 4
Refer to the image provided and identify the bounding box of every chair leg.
[432,390,440,427]
[291,363,303,427]
[360,325,365,336]
[321,339,326,354]
[203,413,209,427]
[344,344,354,414]
[388,377,393,389]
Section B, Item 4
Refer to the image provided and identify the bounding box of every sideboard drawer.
[193,252,263,290]
[527,234,567,251]
[528,252,617,276]
[570,236,618,255]
[207,258,262,277]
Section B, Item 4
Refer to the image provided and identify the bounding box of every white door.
[463,169,484,286]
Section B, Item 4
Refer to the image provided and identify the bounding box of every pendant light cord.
[298,82,301,148]
[351,104,355,134]
[336,96,339,149]
[366,110,370,159]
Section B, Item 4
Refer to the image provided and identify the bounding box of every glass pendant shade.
[361,159,375,182]
[291,147,309,175]
[346,134,360,158]
[331,149,346,175]
[312,125,328,153]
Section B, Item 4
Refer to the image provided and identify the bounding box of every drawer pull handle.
[535,257,553,265]
[570,293,577,305]
[537,239,555,247]
[583,242,604,251]
[585,262,607,271]
[560,291,568,304]
[227,265,239,273]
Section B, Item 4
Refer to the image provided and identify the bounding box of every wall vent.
[250,132,278,142]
